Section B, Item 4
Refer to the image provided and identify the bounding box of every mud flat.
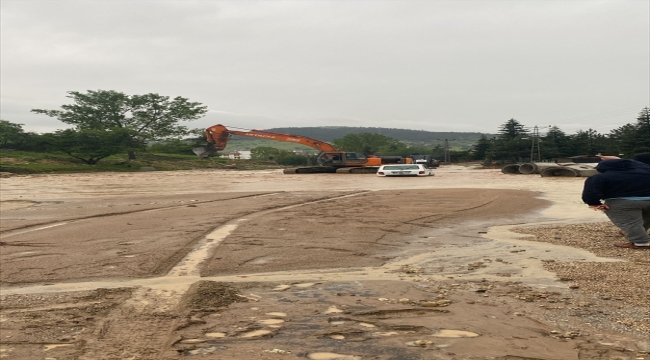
[1,166,648,360]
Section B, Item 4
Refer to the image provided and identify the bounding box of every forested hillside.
[227,126,491,150]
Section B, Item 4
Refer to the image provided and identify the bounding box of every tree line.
[265,126,485,144]
[1,89,648,166]
[470,112,650,164]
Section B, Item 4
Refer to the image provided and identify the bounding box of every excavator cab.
[317,152,369,167]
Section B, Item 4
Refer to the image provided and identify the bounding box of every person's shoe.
[614,242,650,249]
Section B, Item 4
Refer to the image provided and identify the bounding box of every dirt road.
[1,165,648,360]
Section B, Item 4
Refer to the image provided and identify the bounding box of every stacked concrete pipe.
[540,166,580,177]
[539,164,598,177]
[501,162,598,177]
[501,164,522,174]
[563,164,599,177]
[518,162,572,174]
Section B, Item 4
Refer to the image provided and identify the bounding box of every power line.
[549,106,645,125]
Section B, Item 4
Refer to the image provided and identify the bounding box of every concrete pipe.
[519,162,560,174]
[563,164,598,177]
[501,164,522,174]
[575,169,598,177]
[540,166,580,177]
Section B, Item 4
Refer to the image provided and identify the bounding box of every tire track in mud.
[1,192,377,359]
[0,192,281,237]
[1,189,620,295]
[0,191,368,284]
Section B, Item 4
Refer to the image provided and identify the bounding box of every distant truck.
[410,153,439,168]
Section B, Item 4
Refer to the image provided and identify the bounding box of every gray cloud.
[1,0,648,134]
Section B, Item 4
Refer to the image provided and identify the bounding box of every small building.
[221,150,251,160]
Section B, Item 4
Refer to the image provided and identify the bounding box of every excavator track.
[283,167,338,174]
[335,167,379,174]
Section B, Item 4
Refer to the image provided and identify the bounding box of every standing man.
[582,158,650,249]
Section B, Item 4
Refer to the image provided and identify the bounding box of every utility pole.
[436,138,455,163]
[530,126,541,162]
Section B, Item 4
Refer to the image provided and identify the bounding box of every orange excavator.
[195,124,410,173]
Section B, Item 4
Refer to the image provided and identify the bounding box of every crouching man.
[582,158,650,249]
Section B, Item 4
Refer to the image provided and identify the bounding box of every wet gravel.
[512,222,650,336]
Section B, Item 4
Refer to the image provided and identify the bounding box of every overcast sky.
[1,0,648,135]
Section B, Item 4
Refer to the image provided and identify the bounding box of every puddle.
[180,338,205,344]
[0,200,39,211]
[294,282,318,288]
[240,330,272,338]
[7,251,38,259]
[406,340,434,347]
[44,344,73,351]
[307,353,362,360]
[265,312,286,317]
[373,331,399,336]
[380,222,625,288]
[187,346,227,355]
[325,306,344,314]
[432,329,479,338]
[358,322,376,328]
[205,332,226,338]
[330,335,345,339]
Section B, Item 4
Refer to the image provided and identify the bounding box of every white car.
[376,164,434,177]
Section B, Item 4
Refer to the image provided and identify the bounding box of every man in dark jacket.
[632,152,650,165]
[582,158,650,249]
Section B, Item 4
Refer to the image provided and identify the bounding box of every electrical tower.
[530,126,541,162]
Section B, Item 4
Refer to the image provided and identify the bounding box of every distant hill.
[265,127,488,143]
[224,126,494,152]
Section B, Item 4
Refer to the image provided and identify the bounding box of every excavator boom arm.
[197,124,412,172]
[204,124,338,152]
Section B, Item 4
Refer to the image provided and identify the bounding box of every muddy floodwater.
[1,165,648,360]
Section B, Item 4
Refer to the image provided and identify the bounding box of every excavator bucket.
[192,143,217,158]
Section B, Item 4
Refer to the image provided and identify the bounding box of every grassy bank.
[0,150,282,174]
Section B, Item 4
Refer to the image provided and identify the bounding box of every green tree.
[471,134,492,160]
[0,120,26,148]
[448,149,472,162]
[490,137,530,162]
[47,128,134,164]
[251,146,284,161]
[0,120,46,151]
[605,124,634,157]
[31,90,208,159]
[490,119,530,162]
[569,129,607,156]
[332,133,407,155]
[604,107,650,157]
[541,126,573,159]
[497,118,528,140]
[632,107,650,153]
[250,146,312,166]
[148,129,209,155]
[147,139,197,155]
